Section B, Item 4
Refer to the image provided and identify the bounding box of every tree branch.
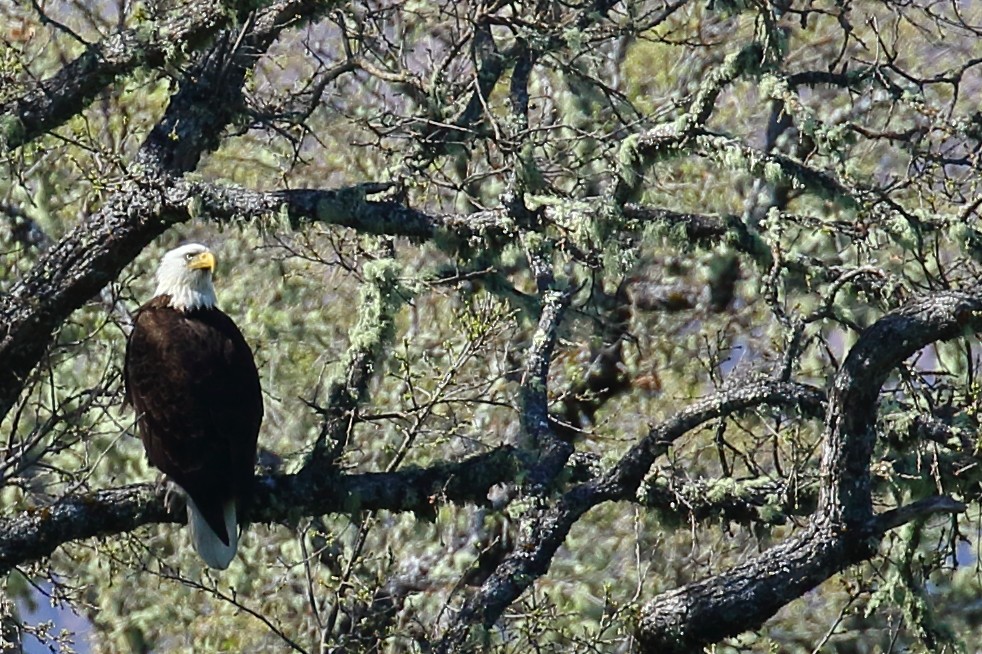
[636,289,982,653]
[0,0,230,149]
[183,179,511,242]
[303,256,406,468]
[0,445,521,576]
[433,378,823,652]
[641,474,820,526]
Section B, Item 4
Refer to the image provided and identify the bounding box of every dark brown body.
[124,295,262,544]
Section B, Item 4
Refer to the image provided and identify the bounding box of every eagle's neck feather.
[154,281,217,311]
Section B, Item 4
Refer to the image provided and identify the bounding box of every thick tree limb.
[636,290,982,653]
[0,0,231,149]
[137,0,329,173]
[0,445,521,576]
[817,292,982,525]
[0,181,180,423]
[183,179,512,242]
[518,244,573,491]
[641,474,819,526]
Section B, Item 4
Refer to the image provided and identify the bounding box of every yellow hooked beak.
[188,251,216,272]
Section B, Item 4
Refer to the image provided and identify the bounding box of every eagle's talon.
[162,478,187,515]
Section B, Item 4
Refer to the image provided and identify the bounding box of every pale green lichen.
[755,501,784,525]
[883,215,920,250]
[762,161,785,185]
[616,133,643,200]
[0,114,25,146]
[349,257,409,353]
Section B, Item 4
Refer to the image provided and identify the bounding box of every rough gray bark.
[635,291,982,653]
[0,607,20,654]
[0,445,521,576]
[433,379,827,653]
[0,0,231,150]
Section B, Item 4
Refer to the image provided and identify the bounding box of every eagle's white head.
[154,243,218,311]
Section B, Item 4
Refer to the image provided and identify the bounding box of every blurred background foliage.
[3,0,982,652]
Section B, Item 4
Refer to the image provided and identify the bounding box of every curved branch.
[434,378,823,653]
[819,291,982,526]
[636,289,982,653]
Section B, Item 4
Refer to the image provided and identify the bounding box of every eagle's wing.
[124,298,262,544]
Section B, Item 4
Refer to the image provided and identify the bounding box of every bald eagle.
[124,243,263,569]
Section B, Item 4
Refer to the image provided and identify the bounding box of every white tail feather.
[187,497,237,569]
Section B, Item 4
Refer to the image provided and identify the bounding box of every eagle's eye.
[184,253,195,261]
